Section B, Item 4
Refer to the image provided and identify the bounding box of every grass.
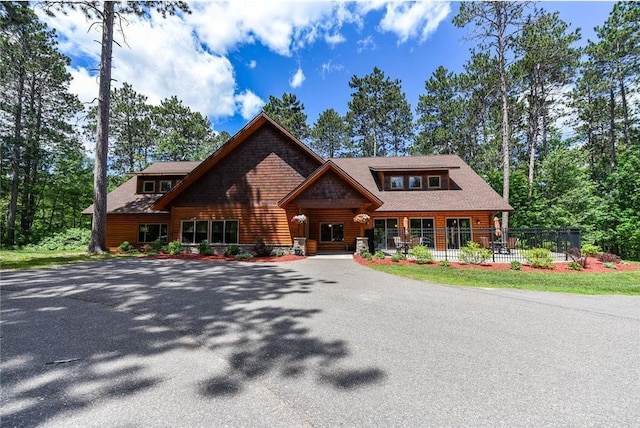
[368,263,640,295]
[0,249,127,271]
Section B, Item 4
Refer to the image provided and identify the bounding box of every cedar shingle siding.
[84,112,512,250]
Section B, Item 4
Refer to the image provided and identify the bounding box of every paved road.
[1,257,639,427]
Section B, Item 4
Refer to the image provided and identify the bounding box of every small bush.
[597,252,621,264]
[275,248,289,257]
[197,240,213,256]
[567,261,583,271]
[510,260,522,271]
[225,244,240,257]
[361,251,373,261]
[117,241,134,253]
[150,239,165,252]
[26,228,91,251]
[523,248,554,269]
[439,260,451,267]
[409,245,434,264]
[374,250,386,259]
[459,241,491,265]
[581,243,600,258]
[391,253,404,263]
[603,262,617,269]
[235,252,253,260]
[165,240,183,255]
[253,238,272,257]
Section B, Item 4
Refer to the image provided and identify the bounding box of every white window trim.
[159,180,172,193]
[390,176,404,190]
[427,175,441,189]
[409,175,422,189]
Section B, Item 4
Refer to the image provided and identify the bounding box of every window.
[138,224,167,243]
[409,218,435,248]
[320,223,344,242]
[181,220,209,244]
[390,176,404,189]
[159,180,172,192]
[143,180,155,193]
[211,220,238,244]
[409,176,422,189]
[427,176,441,189]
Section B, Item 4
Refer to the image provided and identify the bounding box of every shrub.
[510,260,522,271]
[566,247,587,268]
[117,241,134,253]
[459,241,491,265]
[391,253,404,263]
[165,240,183,255]
[361,251,373,261]
[253,238,272,257]
[374,250,386,259]
[567,261,583,271]
[597,252,621,264]
[523,248,554,269]
[408,245,433,264]
[581,243,600,258]
[148,239,165,252]
[224,244,240,257]
[197,240,213,256]
[603,262,617,269]
[235,252,253,260]
[275,248,289,257]
[439,260,451,267]
[26,228,91,251]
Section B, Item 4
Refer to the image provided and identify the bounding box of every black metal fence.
[392,227,581,263]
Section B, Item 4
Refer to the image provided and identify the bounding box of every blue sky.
[37,1,617,142]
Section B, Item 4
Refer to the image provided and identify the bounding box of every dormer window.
[409,176,422,189]
[390,176,404,190]
[159,180,172,193]
[428,176,441,189]
[143,180,155,193]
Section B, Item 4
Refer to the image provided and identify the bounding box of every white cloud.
[325,32,346,45]
[248,60,257,69]
[235,90,265,120]
[289,67,306,88]
[379,1,451,43]
[357,35,377,53]
[321,59,344,78]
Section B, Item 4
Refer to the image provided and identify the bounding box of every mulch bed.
[354,255,639,273]
[152,253,307,263]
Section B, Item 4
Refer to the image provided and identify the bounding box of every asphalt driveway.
[1,257,639,427]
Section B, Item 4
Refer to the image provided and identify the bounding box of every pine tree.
[311,109,348,158]
[262,93,311,141]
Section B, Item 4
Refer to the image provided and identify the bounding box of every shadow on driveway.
[1,258,385,425]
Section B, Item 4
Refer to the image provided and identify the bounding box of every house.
[82,112,512,254]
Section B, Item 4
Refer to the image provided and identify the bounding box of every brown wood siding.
[305,208,361,252]
[170,206,295,246]
[171,124,319,208]
[106,213,171,248]
[371,210,494,251]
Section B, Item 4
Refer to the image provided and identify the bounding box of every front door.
[446,218,471,249]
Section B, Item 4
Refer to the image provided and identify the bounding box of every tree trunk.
[527,64,540,197]
[608,86,616,169]
[497,5,510,231]
[88,1,114,254]
[616,41,631,148]
[7,71,25,247]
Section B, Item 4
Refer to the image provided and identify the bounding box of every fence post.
[444,227,448,261]
[490,226,495,262]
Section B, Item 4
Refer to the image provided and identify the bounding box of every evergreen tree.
[0,3,83,246]
[454,1,530,230]
[262,93,311,141]
[311,109,348,158]
[152,95,217,162]
[346,67,413,157]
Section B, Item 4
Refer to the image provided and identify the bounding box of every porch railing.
[385,227,581,263]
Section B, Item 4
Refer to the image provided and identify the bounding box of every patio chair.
[411,236,422,248]
[393,236,402,252]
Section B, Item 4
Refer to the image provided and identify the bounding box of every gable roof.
[278,160,383,209]
[153,112,324,211]
[82,162,201,215]
[331,155,513,212]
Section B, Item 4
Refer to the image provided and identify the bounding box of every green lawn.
[0,249,124,270]
[368,263,640,295]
